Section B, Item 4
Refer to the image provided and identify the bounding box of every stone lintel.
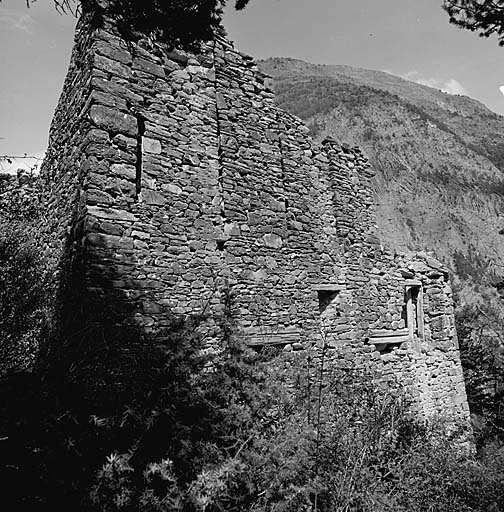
[242,327,301,346]
[404,279,422,287]
[370,328,409,338]
[369,335,410,345]
[313,283,346,292]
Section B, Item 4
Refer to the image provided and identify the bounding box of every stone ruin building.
[38,10,470,425]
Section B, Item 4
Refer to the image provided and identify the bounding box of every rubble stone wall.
[39,17,96,279]
[38,14,470,425]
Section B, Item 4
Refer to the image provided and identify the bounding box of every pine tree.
[443,0,504,46]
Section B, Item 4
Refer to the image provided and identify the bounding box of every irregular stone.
[89,105,137,137]
[133,57,165,78]
[142,137,162,154]
[164,183,183,195]
[87,206,138,222]
[262,234,283,249]
[426,257,442,270]
[95,40,132,65]
[142,189,167,206]
[95,54,132,78]
[111,163,136,180]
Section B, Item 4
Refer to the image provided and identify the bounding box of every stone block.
[142,190,167,206]
[86,233,134,250]
[94,40,132,65]
[89,105,137,137]
[262,234,283,249]
[132,57,165,78]
[95,54,132,79]
[142,137,162,154]
[111,163,136,180]
[87,206,138,223]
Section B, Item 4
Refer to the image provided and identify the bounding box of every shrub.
[2,307,504,511]
[455,304,504,448]
[0,221,49,374]
[89,352,504,512]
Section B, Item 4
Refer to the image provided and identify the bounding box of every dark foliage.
[452,249,490,282]
[0,284,503,510]
[0,172,48,374]
[0,224,49,374]
[5,0,253,47]
[0,171,39,223]
[0,310,278,509]
[444,0,504,46]
[455,304,504,448]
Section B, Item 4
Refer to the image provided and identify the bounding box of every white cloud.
[399,71,469,96]
[442,78,469,96]
[0,151,45,175]
[0,6,35,34]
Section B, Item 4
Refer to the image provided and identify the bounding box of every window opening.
[405,283,424,346]
[368,329,409,353]
[318,290,340,315]
[135,114,145,200]
[315,285,345,345]
[400,301,408,326]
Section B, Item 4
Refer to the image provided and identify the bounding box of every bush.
[455,304,504,448]
[0,222,49,374]
[2,304,503,510]
[89,351,504,512]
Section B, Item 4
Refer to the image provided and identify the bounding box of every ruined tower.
[39,9,470,424]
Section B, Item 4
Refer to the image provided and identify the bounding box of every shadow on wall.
[39,216,156,416]
[0,207,218,508]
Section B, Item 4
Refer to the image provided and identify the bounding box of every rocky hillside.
[259,58,504,306]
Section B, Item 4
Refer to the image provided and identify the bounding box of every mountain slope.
[259,58,504,303]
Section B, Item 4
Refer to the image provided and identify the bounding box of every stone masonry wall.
[38,13,470,426]
[39,17,96,282]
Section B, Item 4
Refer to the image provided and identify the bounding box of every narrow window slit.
[404,282,424,348]
[135,114,145,200]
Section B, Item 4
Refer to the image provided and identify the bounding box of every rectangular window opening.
[318,290,340,315]
[405,283,424,345]
[135,114,146,201]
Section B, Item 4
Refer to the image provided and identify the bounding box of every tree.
[0,223,49,374]
[2,1,252,17]
[0,0,253,47]
[0,170,48,374]
[443,0,504,46]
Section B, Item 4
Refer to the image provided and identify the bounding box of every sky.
[1,0,504,172]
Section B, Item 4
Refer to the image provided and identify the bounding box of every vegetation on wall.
[0,0,252,46]
[84,0,253,46]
